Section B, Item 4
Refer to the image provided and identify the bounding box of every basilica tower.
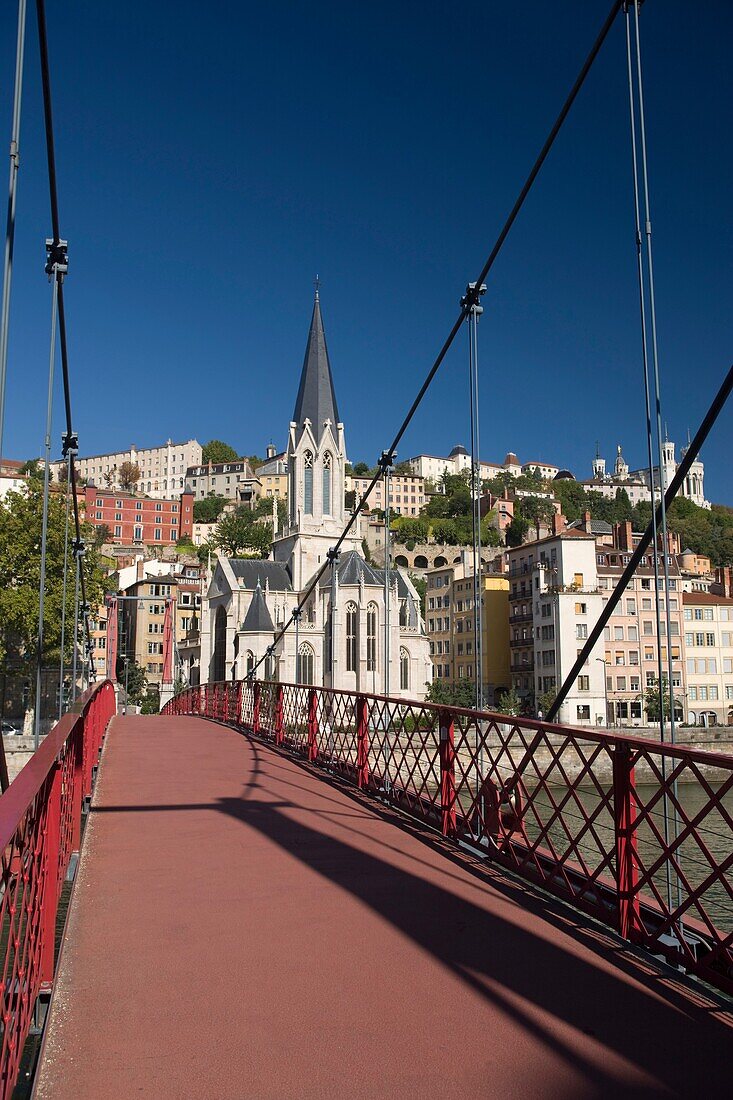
[272,289,361,589]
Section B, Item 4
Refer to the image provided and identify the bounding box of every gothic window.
[399,599,408,627]
[367,603,377,671]
[298,643,315,685]
[303,451,313,514]
[246,650,254,674]
[322,452,332,515]
[346,602,358,672]
[400,647,410,691]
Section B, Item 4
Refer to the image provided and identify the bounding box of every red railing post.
[252,682,261,735]
[236,681,243,726]
[307,688,319,762]
[613,743,640,940]
[275,684,284,746]
[39,762,62,990]
[70,721,85,853]
[439,709,456,838]
[356,694,369,788]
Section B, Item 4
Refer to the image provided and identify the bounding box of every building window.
[400,647,409,691]
[367,603,377,671]
[322,452,332,515]
[576,705,590,721]
[346,602,357,672]
[303,451,314,514]
[114,525,121,537]
[155,529,161,541]
[578,675,590,691]
[298,643,315,685]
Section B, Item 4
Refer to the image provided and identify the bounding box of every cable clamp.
[378,450,395,472]
[326,547,340,564]
[461,282,487,315]
[72,537,86,557]
[61,430,78,457]
[291,607,302,622]
[45,237,68,277]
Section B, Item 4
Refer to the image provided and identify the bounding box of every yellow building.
[452,574,510,706]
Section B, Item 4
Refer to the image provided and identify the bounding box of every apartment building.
[508,532,606,725]
[185,460,261,506]
[52,439,202,499]
[118,560,203,687]
[426,563,455,680]
[84,487,193,545]
[256,447,289,500]
[346,472,427,516]
[425,558,510,705]
[597,523,685,726]
[683,592,733,727]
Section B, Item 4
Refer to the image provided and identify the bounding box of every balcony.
[510,636,534,648]
[509,611,533,625]
[510,659,535,673]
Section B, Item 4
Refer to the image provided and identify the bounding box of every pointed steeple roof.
[292,288,340,441]
[241,579,274,634]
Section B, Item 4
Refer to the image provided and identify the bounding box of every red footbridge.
[0,679,730,1098]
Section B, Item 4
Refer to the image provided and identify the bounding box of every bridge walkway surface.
[35,715,731,1099]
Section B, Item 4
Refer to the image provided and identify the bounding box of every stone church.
[199,291,432,698]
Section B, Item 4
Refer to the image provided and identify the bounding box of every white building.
[200,291,432,698]
[408,448,559,486]
[51,438,202,499]
[583,440,709,510]
[508,532,607,726]
[683,592,733,727]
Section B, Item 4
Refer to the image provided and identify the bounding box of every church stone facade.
[199,292,432,698]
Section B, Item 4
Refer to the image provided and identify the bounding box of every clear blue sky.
[0,1,730,500]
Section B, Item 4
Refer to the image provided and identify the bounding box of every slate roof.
[292,294,340,441]
[330,550,415,607]
[567,518,613,535]
[228,559,292,591]
[241,581,275,633]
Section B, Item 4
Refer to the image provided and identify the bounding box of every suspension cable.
[35,0,95,683]
[57,446,72,719]
[631,0,678,743]
[0,0,27,465]
[244,0,624,682]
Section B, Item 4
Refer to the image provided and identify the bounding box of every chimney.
[136,558,144,581]
[614,520,633,551]
[552,512,566,536]
[582,510,592,534]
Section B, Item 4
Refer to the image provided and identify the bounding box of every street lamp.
[596,657,611,728]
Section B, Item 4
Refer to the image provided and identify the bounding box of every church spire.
[292,286,340,442]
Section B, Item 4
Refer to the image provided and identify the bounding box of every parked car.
[1,721,20,736]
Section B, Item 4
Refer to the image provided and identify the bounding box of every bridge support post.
[307,688,318,762]
[40,761,62,990]
[356,694,369,788]
[613,743,640,940]
[252,682,261,735]
[275,684,284,746]
[439,710,457,838]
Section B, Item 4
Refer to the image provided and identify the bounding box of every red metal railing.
[164,680,733,995]
[0,679,116,1100]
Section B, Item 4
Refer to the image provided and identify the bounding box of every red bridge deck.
[36,715,730,1098]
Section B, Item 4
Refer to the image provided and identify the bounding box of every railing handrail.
[0,679,113,853]
[187,678,733,771]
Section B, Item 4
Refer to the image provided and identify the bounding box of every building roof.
[228,559,292,591]
[682,591,733,606]
[567,518,613,535]
[330,550,413,601]
[241,581,275,633]
[448,444,468,458]
[292,293,340,441]
[504,452,519,465]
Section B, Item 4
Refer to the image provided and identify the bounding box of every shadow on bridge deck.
[35,715,730,1099]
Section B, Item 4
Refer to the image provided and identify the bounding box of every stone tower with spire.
[272,288,361,589]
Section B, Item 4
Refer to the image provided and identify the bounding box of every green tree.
[91,523,112,547]
[18,459,42,480]
[202,440,239,464]
[118,461,140,492]
[0,484,105,666]
[518,495,555,539]
[245,454,264,471]
[497,685,523,716]
[214,508,272,557]
[352,461,370,476]
[120,659,148,706]
[140,685,161,714]
[505,515,529,548]
[643,676,683,723]
[426,679,476,708]
[536,687,557,717]
[553,479,588,522]
[193,495,228,523]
